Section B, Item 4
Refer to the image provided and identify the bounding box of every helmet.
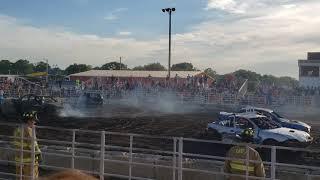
[22,111,39,123]
[240,128,254,143]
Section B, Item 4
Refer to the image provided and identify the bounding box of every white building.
[298,52,320,87]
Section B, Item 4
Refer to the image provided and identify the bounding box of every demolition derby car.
[0,94,58,120]
[81,92,103,106]
[239,106,311,133]
[207,112,313,147]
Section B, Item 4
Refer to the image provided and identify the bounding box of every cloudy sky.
[0,0,319,78]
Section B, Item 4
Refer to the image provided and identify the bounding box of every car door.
[216,115,236,134]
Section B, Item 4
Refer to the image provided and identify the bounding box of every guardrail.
[0,122,319,180]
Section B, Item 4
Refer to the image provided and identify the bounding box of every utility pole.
[45,59,49,83]
[119,57,122,70]
[162,8,175,78]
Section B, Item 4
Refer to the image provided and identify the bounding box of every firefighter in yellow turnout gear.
[13,111,41,179]
[224,128,265,180]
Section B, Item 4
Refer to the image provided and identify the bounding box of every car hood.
[280,118,311,128]
[263,127,312,142]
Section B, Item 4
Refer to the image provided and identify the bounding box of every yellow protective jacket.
[13,125,41,163]
[224,145,265,180]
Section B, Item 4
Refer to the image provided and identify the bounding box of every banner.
[27,72,48,77]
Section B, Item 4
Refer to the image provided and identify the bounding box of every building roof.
[69,70,202,78]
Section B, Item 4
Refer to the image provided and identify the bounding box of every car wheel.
[263,139,279,146]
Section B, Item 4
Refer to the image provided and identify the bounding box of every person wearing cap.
[13,111,41,180]
[224,128,265,180]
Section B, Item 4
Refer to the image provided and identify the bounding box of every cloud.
[175,0,320,77]
[0,0,320,78]
[118,31,132,36]
[0,15,164,69]
[205,0,299,14]
[104,8,128,21]
[206,0,246,13]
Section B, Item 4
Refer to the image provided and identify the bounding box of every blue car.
[239,107,311,133]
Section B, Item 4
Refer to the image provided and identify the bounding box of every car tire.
[263,139,279,146]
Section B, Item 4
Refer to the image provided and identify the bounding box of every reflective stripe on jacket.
[13,126,41,163]
[224,145,266,180]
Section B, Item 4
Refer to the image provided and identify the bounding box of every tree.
[204,68,217,79]
[65,63,92,75]
[132,66,145,71]
[276,76,298,88]
[233,69,261,81]
[50,66,65,76]
[100,61,128,70]
[144,63,166,71]
[133,63,166,71]
[12,59,34,75]
[0,60,12,74]
[171,62,195,71]
[34,61,51,72]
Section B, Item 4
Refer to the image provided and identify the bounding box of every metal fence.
[0,122,319,180]
[3,88,316,107]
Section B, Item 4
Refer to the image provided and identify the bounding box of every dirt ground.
[35,103,320,149]
[1,102,319,167]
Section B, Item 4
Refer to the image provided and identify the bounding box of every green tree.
[171,62,195,71]
[34,61,51,72]
[50,66,64,76]
[233,69,261,81]
[12,59,34,75]
[144,63,166,71]
[100,61,128,70]
[276,76,298,88]
[65,63,92,75]
[204,68,217,79]
[132,66,145,71]
[133,63,166,71]
[0,60,13,74]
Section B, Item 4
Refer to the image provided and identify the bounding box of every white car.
[207,112,313,147]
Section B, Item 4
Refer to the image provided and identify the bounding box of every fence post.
[129,136,133,180]
[71,129,76,169]
[31,126,36,180]
[245,145,249,180]
[99,131,105,180]
[271,146,276,180]
[173,138,177,180]
[178,137,183,180]
[19,125,24,180]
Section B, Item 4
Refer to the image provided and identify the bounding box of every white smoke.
[58,104,85,117]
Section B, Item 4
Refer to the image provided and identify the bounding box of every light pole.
[45,59,49,83]
[162,7,175,78]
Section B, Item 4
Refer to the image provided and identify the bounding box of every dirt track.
[35,103,320,149]
[1,102,319,167]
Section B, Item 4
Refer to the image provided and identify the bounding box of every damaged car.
[207,112,313,147]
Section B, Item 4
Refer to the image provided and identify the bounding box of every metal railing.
[2,87,317,107]
[0,122,319,180]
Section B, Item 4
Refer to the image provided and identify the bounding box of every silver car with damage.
[207,112,313,147]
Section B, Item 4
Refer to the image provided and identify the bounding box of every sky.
[0,0,319,78]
